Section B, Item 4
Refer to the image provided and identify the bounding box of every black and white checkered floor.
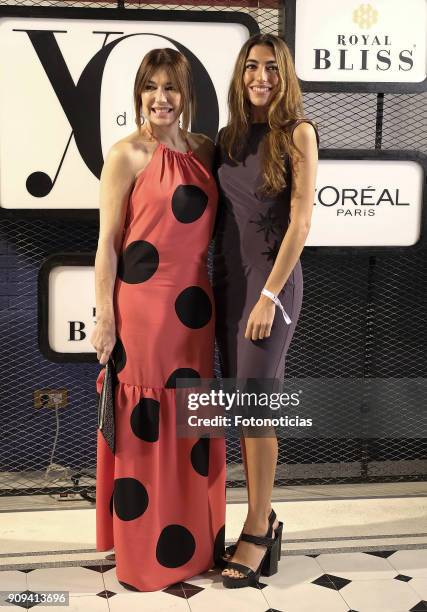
[2,549,427,611]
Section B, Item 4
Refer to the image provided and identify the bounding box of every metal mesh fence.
[1,218,99,496]
[0,0,426,500]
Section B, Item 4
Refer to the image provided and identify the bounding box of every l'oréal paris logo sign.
[0,11,255,211]
[306,158,424,247]
[294,0,426,84]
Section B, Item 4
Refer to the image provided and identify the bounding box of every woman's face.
[243,44,280,110]
[141,67,182,127]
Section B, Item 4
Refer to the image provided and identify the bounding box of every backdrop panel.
[0,0,425,498]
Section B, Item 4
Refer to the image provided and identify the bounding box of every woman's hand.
[90,318,116,365]
[244,294,276,341]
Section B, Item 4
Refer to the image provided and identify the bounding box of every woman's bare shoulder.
[187,132,215,168]
[111,130,154,155]
[105,130,156,177]
[187,131,213,150]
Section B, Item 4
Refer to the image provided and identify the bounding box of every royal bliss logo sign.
[291,0,426,87]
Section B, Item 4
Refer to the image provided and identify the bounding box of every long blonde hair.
[220,34,310,195]
[133,48,195,134]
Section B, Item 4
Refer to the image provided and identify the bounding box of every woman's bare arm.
[91,142,136,364]
[263,121,318,296]
[244,122,318,340]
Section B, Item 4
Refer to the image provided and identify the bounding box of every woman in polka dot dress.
[90,49,226,592]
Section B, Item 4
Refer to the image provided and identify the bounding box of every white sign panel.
[48,266,96,353]
[0,14,253,210]
[295,0,427,83]
[307,159,424,246]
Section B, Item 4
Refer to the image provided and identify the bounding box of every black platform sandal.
[217,509,282,571]
[222,524,280,588]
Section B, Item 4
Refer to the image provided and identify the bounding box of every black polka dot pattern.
[165,368,201,389]
[156,525,196,567]
[130,398,160,443]
[175,286,212,329]
[113,478,149,521]
[172,185,208,223]
[117,240,159,284]
[112,337,127,373]
[191,438,210,477]
[95,152,226,587]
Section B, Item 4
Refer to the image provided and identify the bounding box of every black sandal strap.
[240,533,275,548]
[224,543,237,555]
[224,561,256,578]
[222,544,237,561]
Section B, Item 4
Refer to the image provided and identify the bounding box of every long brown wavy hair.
[220,34,310,195]
[133,48,195,134]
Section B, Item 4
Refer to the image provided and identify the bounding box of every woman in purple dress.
[213,34,319,588]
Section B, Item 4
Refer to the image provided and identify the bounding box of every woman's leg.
[221,267,302,579]
[222,433,279,578]
[240,435,250,498]
[225,435,272,537]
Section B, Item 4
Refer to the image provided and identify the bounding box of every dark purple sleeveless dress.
[213,120,319,381]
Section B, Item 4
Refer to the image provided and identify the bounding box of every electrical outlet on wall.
[34,389,68,408]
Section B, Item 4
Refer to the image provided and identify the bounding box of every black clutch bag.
[98,358,115,454]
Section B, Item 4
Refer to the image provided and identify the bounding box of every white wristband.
[261,288,292,325]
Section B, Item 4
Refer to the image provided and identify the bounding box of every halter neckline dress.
[96,137,226,592]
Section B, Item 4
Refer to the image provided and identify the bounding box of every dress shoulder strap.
[290,119,320,149]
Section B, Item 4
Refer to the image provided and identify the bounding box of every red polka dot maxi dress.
[95,139,226,592]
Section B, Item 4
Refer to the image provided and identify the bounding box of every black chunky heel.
[276,521,283,561]
[260,514,283,575]
[260,527,280,576]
